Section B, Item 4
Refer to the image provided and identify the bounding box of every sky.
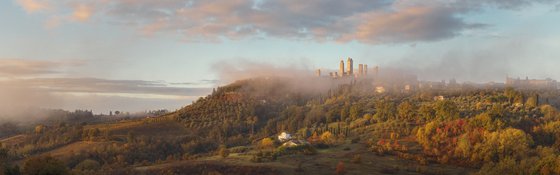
[1,0,560,114]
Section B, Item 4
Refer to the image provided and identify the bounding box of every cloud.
[16,0,49,13]
[339,6,486,43]
[0,78,211,96]
[0,59,82,77]
[15,0,559,43]
[0,77,212,118]
[72,4,94,22]
[385,36,543,82]
[0,59,213,115]
[212,59,313,84]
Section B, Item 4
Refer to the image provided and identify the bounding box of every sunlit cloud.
[0,59,83,78]
[16,0,557,44]
[16,0,49,13]
[72,4,94,22]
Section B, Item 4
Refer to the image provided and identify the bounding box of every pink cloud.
[72,4,94,22]
[14,0,555,44]
[16,0,49,13]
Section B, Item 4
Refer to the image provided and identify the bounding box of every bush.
[218,145,230,158]
[351,154,361,164]
[335,161,346,175]
[23,156,69,175]
[74,159,100,171]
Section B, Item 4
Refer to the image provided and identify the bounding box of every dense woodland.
[2,77,560,174]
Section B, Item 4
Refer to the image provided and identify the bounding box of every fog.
[0,78,211,122]
[386,35,558,83]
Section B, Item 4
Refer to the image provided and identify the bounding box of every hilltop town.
[315,58,558,92]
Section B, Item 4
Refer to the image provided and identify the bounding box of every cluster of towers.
[315,58,377,78]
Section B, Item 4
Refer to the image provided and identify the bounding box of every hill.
[2,76,560,174]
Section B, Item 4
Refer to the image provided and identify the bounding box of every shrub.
[351,154,361,164]
[335,161,346,175]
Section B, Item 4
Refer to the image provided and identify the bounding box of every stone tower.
[358,64,364,76]
[339,60,345,77]
[364,64,368,76]
[347,58,353,76]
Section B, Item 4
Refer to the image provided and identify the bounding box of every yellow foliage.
[321,131,335,145]
[260,138,274,149]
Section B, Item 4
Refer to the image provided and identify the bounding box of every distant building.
[339,60,345,77]
[364,64,368,76]
[375,86,386,93]
[282,140,308,147]
[506,76,557,89]
[315,69,321,77]
[358,64,364,76]
[278,132,292,142]
[404,84,412,91]
[434,96,445,101]
[346,58,354,76]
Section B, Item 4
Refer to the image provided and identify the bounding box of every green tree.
[397,101,415,121]
[373,100,396,122]
[418,104,435,122]
[349,105,362,120]
[435,100,459,120]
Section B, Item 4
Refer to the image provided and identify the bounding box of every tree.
[434,100,459,120]
[349,105,362,120]
[34,125,45,135]
[0,142,7,162]
[88,128,99,141]
[259,138,274,149]
[374,100,396,122]
[23,156,69,175]
[335,161,346,175]
[0,143,8,174]
[472,128,533,163]
[103,130,111,141]
[247,116,258,136]
[526,94,538,108]
[340,108,348,122]
[74,159,100,171]
[321,131,335,145]
[218,145,230,158]
[351,154,361,164]
[307,132,321,144]
[418,104,435,122]
[127,131,135,143]
[397,101,415,121]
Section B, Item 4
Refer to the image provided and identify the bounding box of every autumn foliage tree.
[259,138,274,149]
[335,161,346,175]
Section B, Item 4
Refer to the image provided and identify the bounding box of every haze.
[1,0,560,115]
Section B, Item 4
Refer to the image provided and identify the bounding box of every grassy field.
[134,141,474,175]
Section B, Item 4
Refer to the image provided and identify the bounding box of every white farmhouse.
[278,132,292,142]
